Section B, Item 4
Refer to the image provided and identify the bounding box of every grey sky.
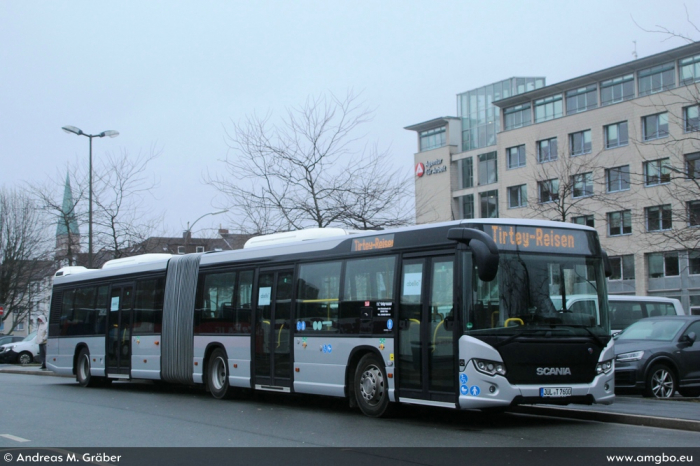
[1,1,697,237]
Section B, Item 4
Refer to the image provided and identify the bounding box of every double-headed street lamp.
[61,125,119,268]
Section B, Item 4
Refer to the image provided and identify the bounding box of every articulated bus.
[47,219,615,417]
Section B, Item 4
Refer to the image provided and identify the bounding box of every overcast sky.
[1,1,698,238]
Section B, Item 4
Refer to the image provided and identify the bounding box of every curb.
[512,405,700,433]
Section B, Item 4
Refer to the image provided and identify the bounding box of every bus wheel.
[354,353,392,418]
[76,348,97,388]
[207,348,231,400]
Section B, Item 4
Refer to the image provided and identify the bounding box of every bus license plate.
[540,387,572,398]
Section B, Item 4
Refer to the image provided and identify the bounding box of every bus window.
[133,277,165,334]
[296,261,341,333]
[340,256,396,334]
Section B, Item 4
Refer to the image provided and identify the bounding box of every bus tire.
[207,348,231,400]
[354,353,392,418]
[76,348,98,388]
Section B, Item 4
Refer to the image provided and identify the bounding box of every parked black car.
[614,316,700,398]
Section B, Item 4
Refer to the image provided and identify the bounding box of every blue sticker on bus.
[296,321,302,331]
[322,344,332,354]
[459,374,468,385]
[460,385,469,395]
[387,319,393,330]
[470,386,481,397]
[301,321,306,331]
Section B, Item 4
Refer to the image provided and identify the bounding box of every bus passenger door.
[253,268,294,390]
[397,255,456,403]
[106,284,133,376]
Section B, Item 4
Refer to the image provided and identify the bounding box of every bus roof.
[52,219,598,285]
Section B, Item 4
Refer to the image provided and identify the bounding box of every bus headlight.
[596,359,614,374]
[473,359,506,376]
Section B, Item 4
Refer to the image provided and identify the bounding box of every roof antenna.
[632,40,638,60]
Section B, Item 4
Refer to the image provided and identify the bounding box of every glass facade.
[419,126,447,151]
[458,78,544,151]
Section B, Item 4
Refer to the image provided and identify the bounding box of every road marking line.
[1,434,30,442]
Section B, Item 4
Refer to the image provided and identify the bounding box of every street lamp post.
[61,125,119,268]
[184,210,228,253]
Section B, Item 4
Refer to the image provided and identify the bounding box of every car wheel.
[207,348,231,400]
[354,353,393,418]
[18,352,33,366]
[644,364,676,398]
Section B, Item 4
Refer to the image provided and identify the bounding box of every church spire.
[55,172,81,263]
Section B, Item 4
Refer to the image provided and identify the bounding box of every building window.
[680,54,700,84]
[196,246,204,253]
[569,130,592,156]
[566,85,597,114]
[609,255,635,280]
[608,210,632,236]
[605,121,628,149]
[689,250,700,275]
[638,62,675,96]
[572,215,594,228]
[461,194,474,219]
[686,152,700,179]
[646,205,672,231]
[478,151,498,185]
[688,201,700,226]
[600,74,635,106]
[534,94,563,123]
[503,103,531,130]
[648,252,679,278]
[419,127,446,152]
[606,165,630,193]
[538,179,559,203]
[506,145,526,169]
[572,172,593,198]
[644,158,671,186]
[684,105,700,132]
[642,113,669,141]
[461,157,473,189]
[17,322,24,331]
[508,184,527,208]
[537,137,558,163]
[479,190,498,218]
[177,246,185,254]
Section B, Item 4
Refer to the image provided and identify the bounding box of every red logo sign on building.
[415,162,425,177]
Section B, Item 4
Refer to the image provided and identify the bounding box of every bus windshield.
[464,251,610,337]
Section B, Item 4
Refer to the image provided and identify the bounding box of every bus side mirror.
[601,249,613,278]
[447,228,499,282]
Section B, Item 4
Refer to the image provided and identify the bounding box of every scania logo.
[536,367,572,376]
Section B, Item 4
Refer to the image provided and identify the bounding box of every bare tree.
[91,147,165,259]
[207,91,412,234]
[0,187,52,333]
[525,145,617,222]
[29,147,164,266]
[624,80,700,252]
[29,169,85,266]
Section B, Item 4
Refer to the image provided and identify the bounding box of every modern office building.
[406,41,700,310]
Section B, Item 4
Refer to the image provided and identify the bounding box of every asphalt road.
[1,372,699,448]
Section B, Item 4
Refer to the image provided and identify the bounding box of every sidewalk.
[2,364,699,431]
